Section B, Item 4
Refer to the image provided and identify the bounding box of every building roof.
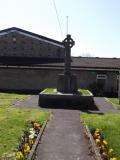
[36,57,120,70]
[0,27,64,48]
[72,57,120,69]
[0,56,120,71]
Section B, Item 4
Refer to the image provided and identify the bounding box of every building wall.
[0,67,61,91]
[105,72,117,93]
[0,32,65,59]
[0,67,118,94]
[73,70,96,89]
[0,67,97,91]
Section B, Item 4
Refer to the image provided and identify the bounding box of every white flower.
[29,134,34,139]
[29,128,35,135]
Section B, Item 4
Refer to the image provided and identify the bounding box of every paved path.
[35,109,93,160]
[14,95,40,109]
[93,97,118,113]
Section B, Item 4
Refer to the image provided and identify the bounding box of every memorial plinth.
[39,35,94,109]
[57,74,77,93]
[39,88,94,109]
[57,34,78,93]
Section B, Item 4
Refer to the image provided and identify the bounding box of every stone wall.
[0,66,118,94]
[0,67,97,91]
[0,67,61,91]
[73,70,96,89]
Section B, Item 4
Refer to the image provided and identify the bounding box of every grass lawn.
[107,98,120,110]
[0,92,28,100]
[81,113,120,159]
[41,88,93,96]
[78,89,93,96]
[41,88,57,94]
[0,93,50,157]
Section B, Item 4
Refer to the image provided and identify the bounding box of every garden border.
[29,120,48,160]
[84,125,102,160]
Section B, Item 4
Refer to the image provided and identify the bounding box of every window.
[97,74,107,79]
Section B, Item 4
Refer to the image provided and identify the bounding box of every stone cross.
[57,34,77,93]
[63,34,75,75]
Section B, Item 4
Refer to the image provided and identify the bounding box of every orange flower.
[34,122,41,129]
[93,133,100,139]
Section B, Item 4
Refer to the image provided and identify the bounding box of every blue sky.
[0,0,120,57]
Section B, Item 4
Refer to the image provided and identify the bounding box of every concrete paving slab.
[93,97,119,113]
[35,110,93,160]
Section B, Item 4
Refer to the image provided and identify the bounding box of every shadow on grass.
[83,110,105,115]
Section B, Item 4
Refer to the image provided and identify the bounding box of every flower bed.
[1,120,47,160]
[92,128,117,160]
[84,126,117,160]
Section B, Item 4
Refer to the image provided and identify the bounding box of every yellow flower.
[24,143,30,153]
[103,140,108,145]
[108,148,114,153]
[95,138,100,144]
[96,128,100,132]
[110,158,117,160]
[16,151,23,159]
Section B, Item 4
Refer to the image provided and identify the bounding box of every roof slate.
[36,57,120,70]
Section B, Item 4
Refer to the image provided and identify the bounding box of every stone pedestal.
[57,74,77,93]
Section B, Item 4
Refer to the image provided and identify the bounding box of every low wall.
[0,67,61,91]
[39,93,96,110]
[0,66,94,92]
[0,66,118,96]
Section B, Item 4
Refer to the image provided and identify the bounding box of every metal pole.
[66,16,69,35]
